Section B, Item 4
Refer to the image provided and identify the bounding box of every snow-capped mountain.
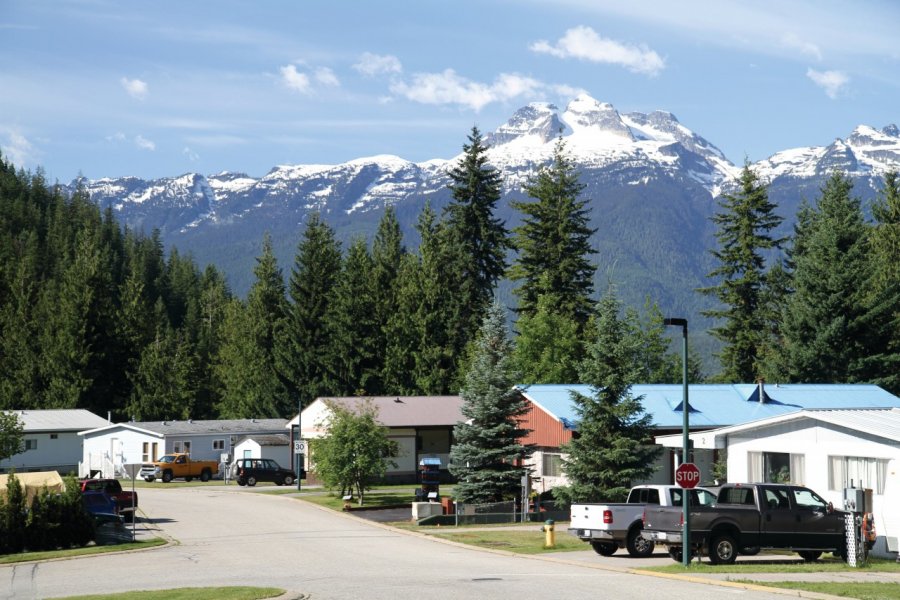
[754,124,900,182]
[72,94,900,325]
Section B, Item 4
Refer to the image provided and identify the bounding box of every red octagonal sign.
[675,462,701,489]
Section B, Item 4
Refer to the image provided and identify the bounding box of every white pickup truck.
[569,484,716,557]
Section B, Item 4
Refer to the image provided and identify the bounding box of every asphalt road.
[0,487,800,600]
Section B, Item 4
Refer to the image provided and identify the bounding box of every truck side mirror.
[826,501,834,514]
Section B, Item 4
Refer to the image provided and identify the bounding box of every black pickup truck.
[643,483,848,564]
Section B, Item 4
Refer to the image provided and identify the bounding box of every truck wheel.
[162,471,173,483]
[200,469,211,482]
[237,478,246,486]
[708,533,738,565]
[283,475,294,486]
[247,476,257,487]
[739,546,760,556]
[144,476,155,482]
[590,541,617,556]
[798,551,822,562]
[668,547,683,562]
[626,527,655,557]
[184,476,193,482]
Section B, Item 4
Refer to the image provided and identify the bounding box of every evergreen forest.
[2,135,900,421]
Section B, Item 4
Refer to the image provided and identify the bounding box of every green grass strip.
[430,529,585,554]
[736,581,900,600]
[639,557,900,574]
[0,538,168,565]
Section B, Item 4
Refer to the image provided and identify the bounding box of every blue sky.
[2,0,898,182]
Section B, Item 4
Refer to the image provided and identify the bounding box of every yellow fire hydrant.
[542,519,556,549]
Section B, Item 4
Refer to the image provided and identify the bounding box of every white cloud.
[183,147,199,161]
[314,67,340,87]
[280,64,312,94]
[530,26,665,76]
[781,33,822,60]
[390,69,552,111]
[121,77,149,100]
[134,135,156,151]
[106,132,127,143]
[1,129,37,167]
[353,52,403,77]
[806,68,848,99]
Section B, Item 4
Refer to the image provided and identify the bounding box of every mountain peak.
[562,95,633,141]
[485,102,566,147]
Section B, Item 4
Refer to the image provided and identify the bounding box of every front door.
[760,486,794,547]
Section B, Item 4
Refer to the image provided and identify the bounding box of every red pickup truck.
[79,478,138,522]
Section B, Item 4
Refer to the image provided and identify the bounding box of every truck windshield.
[158,456,174,463]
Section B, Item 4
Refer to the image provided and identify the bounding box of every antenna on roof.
[394,397,403,403]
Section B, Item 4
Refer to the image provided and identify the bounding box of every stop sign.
[675,462,701,489]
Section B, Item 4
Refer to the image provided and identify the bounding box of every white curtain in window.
[748,451,763,482]
[876,459,888,494]
[828,456,843,491]
[790,453,805,485]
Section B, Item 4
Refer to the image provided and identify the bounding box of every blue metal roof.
[517,383,900,430]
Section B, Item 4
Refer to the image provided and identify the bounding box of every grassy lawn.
[0,538,167,565]
[639,557,900,574]
[59,587,284,600]
[296,484,456,510]
[428,529,585,554]
[736,581,900,600]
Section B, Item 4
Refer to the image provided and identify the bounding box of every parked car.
[233,458,296,487]
[79,478,138,521]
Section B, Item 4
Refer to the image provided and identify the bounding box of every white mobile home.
[79,418,288,478]
[658,408,900,558]
[1,409,109,475]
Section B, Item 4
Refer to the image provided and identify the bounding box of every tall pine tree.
[449,302,533,503]
[700,163,784,382]
[510,137,595,330]
[277,213,342,408]
[443,127,510,372]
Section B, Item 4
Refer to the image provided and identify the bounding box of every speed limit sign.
[293,440,306,454]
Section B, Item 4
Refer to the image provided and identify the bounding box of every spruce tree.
[554,289,661,504]
[215,235,289,418]
[700,163,784,382]
[771,172,900,385]
[870,171,900,293]
[328,237,379,395]
[449,302,533,503]
[127,327,199,421]
[443,127,510,366]
[371,207,405,392]
[277,213,342,408]
[510,137,596,329]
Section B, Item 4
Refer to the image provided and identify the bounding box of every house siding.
[520,402,571,448]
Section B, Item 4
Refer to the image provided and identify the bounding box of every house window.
[24,439,37,451]
[142,442,150,462]
[173,441,192,455]
[50,434,58,440]
[748,451,805,484]
[828,456,888,494]
[212,439,225,451]
[542,453,563,477]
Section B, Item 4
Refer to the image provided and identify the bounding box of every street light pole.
[664,317,690,567]
[297,395,303,491]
